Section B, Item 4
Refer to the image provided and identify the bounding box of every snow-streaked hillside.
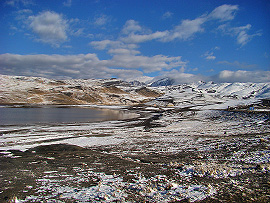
[0,74,269,110]
[149,81,270,110]
[0,75,162,106]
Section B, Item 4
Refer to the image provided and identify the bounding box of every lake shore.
[0,105,270,202]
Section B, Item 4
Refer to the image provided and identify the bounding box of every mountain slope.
[149,81,270,110]
[1,75,269,110]
[0,75,162,105]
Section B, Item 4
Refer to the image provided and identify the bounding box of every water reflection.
[0,106,137,125]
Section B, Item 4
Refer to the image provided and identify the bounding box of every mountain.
[128,80,146,86]
[150,77,175,87]
[149,81,270,110]
[0,75,162,106]
[0,74,269,110]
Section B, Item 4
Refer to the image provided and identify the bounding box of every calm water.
[0,106,136,125]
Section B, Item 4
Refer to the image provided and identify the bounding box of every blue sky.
[0,0,269,83]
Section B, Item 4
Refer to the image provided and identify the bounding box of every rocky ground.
[0,105,270,202]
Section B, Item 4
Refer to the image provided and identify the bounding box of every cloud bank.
[0,53,269,83]
[214,70,270,83]
[154,69,270,84]
[0,53,186,80]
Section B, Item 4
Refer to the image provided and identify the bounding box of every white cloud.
[202,47,219,60]
[156,69,207,84]
[232,24,262,46]
[119,17,206,43]
[1,54,268,83]
[120,20,168,43]
[121,31,169,43]
[90,4,260,49]
[215,70,270,83]
[63,0,72,7]
[90,40,138,50]
[108,49,140,55]
[0,53,186,79]
[0,53,103,79]
[5,0,33,7]
[163,17,206,41]
[162,11,173,19]
[28,11,68,46]
[94,14,112,26]
[218,23,262,46]
[156,69,270,84]
[209,4,239,21]
[72,28,84,37]
[103,54,186,73]
[217,60,257,69]
[118,4,239,43]
[90,40,117,50]
[17,8,32,15]
[205,54,216,60]
[105,68,144,81]
[121,20,143,35]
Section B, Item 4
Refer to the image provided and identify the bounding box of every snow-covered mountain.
[149,81,270,110]
[0,75,162,106]
[150,77,175,87]
[0,74,269,110]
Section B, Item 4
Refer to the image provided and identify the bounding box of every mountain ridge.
[0,75,269,110]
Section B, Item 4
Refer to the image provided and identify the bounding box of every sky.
[0,0,269,83]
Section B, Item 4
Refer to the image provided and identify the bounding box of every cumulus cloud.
[28,11,68,46]
[121,20,143,34]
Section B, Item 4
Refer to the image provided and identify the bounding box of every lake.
[0,106,137,125]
